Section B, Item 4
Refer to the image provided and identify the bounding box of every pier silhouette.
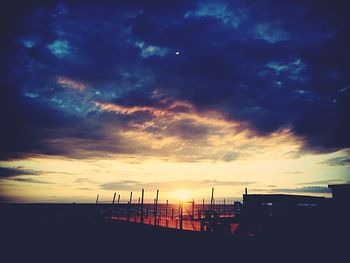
[1,184,349,262]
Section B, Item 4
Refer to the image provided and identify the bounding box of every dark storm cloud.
[129,0,350,151]
[1,0,350,160]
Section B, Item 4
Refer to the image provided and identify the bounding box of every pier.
[95,188,241,235]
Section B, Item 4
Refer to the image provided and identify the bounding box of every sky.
[0,0,350,203]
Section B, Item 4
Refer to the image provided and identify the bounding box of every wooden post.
[137,197,140,219]
[165,199,168,227]
[128,191,133,221]
[111,192,116,218]
[140,189,144,223]
[154,190,159,226]
[95,194,99,204]
[192,198,195,219]
[112,192,116,204]
[171,208,174,220]
[129,191,133,204]
[179,201,183,230]
[223,199,226,214]
[116,194,120,218]
[152,196,155,224]
[198,208,201,219]
[210,188,214,212]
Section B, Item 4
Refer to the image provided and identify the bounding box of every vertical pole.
[171,208,174,220]
[153,203,155,223]
[198,199,201,219]
[200,198,205,232]
[95,194,100,219]
[129,191,133,205]
[223,199,226,214]
[165,199,168,227]
[112,192,116,204]
[116,194,120,218]
[180,201,183,230]
[140,189,144,223]
[111,192,116,218]
[245,188,248,195]
[210,188,214,212]
[192,199,195,219]
[127,201,130,221]
[128,191,133,221]
[137,197,140,219]
[154,190,159,226]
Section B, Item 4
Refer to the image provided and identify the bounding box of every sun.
[172,189,193,201]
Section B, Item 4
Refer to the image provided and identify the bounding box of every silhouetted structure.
[328,184,350,205]
[237,192,328,237]
[2,185,350,262]
[243,193,325,216]
[328,184,350,224]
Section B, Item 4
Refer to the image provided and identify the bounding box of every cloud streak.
[321,157,350,166]
[0,167,41,178]
[57,77,87,92]
[100,179,255,191]
[11,178,54,184]
[298,179,350,186]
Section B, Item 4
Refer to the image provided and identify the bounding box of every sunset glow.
[1,1,349,203]
[171,189,193,201]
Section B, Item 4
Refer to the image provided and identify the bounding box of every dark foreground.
[0,204,348,263]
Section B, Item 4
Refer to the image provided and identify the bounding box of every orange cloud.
[95,102,168,117]
[57,76,87,92]
[94,99,240,131]
[94,99,304,163]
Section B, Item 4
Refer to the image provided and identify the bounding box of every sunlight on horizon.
[1,149,348,202]
[171,189,193,201]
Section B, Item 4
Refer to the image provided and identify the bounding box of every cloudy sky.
[1,0,349,203]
